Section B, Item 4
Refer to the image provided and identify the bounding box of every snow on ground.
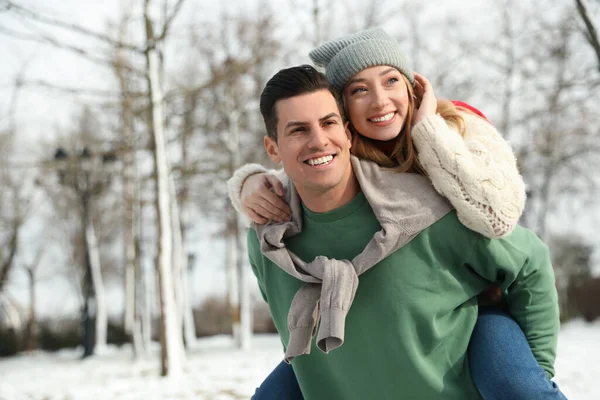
[0,319,598,400]
[554,319,600,399]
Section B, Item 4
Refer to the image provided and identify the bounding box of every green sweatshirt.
[248,192,559,400]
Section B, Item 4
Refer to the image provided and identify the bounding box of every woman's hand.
[478,285,505,307]
[240,173,292,224]
[412,72,437,126]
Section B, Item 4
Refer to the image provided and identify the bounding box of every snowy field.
[0,319,598,400]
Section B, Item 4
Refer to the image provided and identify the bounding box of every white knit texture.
[226,163,288,226]
[226,163,270,215]
[228,113,526,238]
[412,113,526,238]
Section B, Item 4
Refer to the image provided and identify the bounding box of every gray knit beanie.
[309,28,415,93]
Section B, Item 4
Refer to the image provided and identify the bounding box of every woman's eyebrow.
[346,67,398,86]
[380,67,396,76]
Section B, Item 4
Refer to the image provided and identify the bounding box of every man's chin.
[299,179,343,194]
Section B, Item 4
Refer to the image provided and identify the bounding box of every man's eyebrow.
[319,112,340,122]
[284,120,308,129]
[284,113,340,129]
[346,67,397,86]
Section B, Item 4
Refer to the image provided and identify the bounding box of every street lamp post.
[53,146,116,358]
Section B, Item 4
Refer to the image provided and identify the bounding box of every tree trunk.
[120,94,138,350]
[179,93,197,348]
[132,318,144,356]
[112,8,140,355]
[81,198,96,358]
[85,208,107,353]
[141,257,153,357]
[24,267,37,351]
[123,150,137,344]
[226,111,251,349]
[0,219,19,293]
[134,158,148,357]
[225,204,241,347]
[181,241,196,347]
[144,0,184,376]
[169,176,193,352]
[236,216,252,350]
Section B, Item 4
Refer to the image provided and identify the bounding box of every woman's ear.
[264,135,281,164]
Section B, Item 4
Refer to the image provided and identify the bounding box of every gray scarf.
[254,156,452,363]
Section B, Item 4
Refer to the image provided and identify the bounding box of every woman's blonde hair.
[347,75,471,175]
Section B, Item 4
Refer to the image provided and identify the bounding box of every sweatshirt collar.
[303,192,367,223]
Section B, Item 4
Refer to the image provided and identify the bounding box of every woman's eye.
[387,77,399,85]
[350,87,366,95]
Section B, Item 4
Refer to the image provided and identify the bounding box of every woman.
[229,28,566,400]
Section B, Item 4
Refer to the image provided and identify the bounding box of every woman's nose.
[371,87,389,109]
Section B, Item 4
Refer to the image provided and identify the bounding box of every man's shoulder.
[499,224,549,252]
[429,215,546,251]
[427,210,477,237]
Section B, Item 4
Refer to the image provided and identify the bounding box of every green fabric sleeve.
[247,229,268,303]
[248,229,289,352]
[465,226,560,378]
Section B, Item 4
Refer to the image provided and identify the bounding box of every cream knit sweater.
[227,112,526,238]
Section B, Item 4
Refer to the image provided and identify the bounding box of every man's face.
[264,90,353,198]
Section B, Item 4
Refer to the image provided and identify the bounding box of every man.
[247,65,560,399]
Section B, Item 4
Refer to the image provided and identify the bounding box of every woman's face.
[343,66,410,141]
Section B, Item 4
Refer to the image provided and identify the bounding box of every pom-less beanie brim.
[309,28,415,92]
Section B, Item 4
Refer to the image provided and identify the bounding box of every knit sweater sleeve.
[227,163,288,216]
[412,113,526,238]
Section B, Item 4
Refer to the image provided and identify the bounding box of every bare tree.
[0,141,22,296]
[1,0,189,373]
[110,9,146,357]
[0,74,31,334]
[50,108,118,357]
[183,10,282,349]
[174,91,198,348]
[0,178,24,313]
[516,11,600,238]
[143,0,187,375]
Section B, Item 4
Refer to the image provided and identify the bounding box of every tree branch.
[0,216,19,293]
[21,79,146,98]
[0,26,145,75]
[575,0,600,72]
[156,0,186,42]
[4,0,142,53]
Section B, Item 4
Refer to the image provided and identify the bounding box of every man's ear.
[344,121,352,149]
[264,135,281,164]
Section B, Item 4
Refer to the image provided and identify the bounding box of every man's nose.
[308,127,329,148]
